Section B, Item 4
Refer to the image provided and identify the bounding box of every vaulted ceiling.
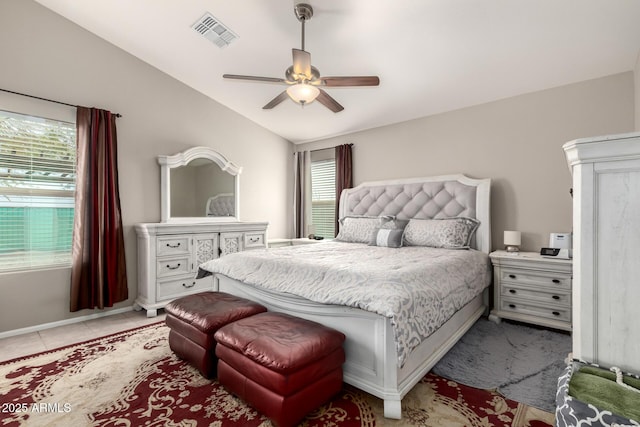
[35,0,640,143]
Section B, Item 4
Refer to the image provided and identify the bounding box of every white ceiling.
[34,0,640,144]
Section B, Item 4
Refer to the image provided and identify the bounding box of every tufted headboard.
[206,193,235,217]
[338,174,491,253]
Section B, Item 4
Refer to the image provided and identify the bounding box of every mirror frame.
[158,146,242,223]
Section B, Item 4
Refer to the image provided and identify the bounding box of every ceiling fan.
[223,3,380,113]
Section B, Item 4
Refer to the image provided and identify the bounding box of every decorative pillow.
[380,218,409,230]
[403,217,480,249]
[336,216,391,244]
[368,218,409,248]
[370,228,405,248]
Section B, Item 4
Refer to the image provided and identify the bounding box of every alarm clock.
[540,247,572,259]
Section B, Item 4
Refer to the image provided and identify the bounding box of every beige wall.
[298,73,635,252]
[636,50,640,130]
[0,0,292,332]
[1,1,636,334]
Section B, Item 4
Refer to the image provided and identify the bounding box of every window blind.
[311,158,335,238]
[0,110,76,271]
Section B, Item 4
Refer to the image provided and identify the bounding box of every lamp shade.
[503,230,521,246]
[286,83,320,105]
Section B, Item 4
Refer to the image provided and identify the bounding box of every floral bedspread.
[199,241,491,366]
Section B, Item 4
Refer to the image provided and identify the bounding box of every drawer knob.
[552,311,560,316]
[552,279,560,284]
[166,263,181,270]
[508,304,516,309]
[182,281,195,288]
[166,243,181,248]
[509,289,517,294]
[508,274,516,279]
[552,295,560,300]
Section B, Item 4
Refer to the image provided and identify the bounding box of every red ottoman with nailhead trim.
[214,311,346,427]
[164,291,267,378]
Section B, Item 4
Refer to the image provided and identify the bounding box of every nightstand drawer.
[157,276,211,301]
[244,232,265,249]
[157,236,190,256]
[500,297,571,322]
[500,269,571,290]
[156,256,191,277]
[501,284,571,306]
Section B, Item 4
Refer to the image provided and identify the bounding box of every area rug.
[432,317,571,413]
[0,322,554,426]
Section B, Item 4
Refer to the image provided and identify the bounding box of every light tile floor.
[0,310,166,363]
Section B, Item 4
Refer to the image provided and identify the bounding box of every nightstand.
[268,238,325,248]
[489,250,572,331]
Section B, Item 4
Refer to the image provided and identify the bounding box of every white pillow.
[403,217,479,249]
[336,216,391,244]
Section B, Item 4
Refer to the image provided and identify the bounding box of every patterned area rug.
[0,322,554,426]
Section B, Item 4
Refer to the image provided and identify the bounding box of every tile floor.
[0,309,166,363]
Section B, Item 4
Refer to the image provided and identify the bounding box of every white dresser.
[489,251,573,331]
[135,221,268,317]
[564,131,640,373]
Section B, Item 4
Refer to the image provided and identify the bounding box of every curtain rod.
[0,88,122,118]
[309,143,353,153]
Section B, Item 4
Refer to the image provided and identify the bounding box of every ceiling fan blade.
[223,74,286,84]
[292,49,312,78]
[262,91,289,109]
[320,76,380,87]
[316,89,344,113]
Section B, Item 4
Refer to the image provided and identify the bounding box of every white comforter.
[199,241,491,366]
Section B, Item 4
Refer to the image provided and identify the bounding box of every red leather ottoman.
[214,312,346,427]
[164,291,267,378]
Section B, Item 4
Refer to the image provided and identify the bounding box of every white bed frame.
[213,174,491,419]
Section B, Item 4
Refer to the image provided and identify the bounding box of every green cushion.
[578,366,640,389]
[569,367,640,422]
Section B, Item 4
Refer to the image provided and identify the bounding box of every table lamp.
[504,230,521,253]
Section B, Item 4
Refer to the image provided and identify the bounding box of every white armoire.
[563,131,640,373]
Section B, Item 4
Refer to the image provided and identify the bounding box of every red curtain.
[70,107,128,311]
[335,144,353,236]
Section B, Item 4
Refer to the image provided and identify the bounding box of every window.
[310,155,336,239]
[0,110,76,271]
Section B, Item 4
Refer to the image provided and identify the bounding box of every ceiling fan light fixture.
[286,83,320,105]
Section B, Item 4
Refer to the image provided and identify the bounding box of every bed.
[199,174,492,419]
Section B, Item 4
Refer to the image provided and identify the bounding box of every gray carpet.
[432,317,571,412]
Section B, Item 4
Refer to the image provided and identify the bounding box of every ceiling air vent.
[192,12,238,49]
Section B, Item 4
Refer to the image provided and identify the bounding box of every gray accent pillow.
[369,217,409,248]
[370,228,405,248]
[336,216,392,244]
[380,218,409,230]
[403,217,480,249]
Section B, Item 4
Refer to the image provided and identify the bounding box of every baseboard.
[0,306,135,339]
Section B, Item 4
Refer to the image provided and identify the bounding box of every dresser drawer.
[157,276,212,301]
[244,232,266,249]
[156,255,191,278]
[157,236,190,256]
[501,284,571,306]
[500,297,571,322]
[500,268,571,290]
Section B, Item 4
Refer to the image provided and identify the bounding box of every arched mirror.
[158,147,241,222]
